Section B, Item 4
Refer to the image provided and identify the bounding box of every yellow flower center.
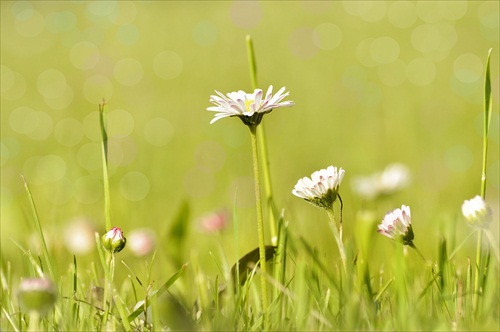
[245,99,254,112]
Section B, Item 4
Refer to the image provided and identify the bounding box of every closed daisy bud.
[378,205,415,246]
[292,166,345,210]
[102,227,127,253]
[462,195,492,228]
[18,278,57,316]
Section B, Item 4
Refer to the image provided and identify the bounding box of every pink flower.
[378,205,415,246]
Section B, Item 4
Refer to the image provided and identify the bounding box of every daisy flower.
[462,195,492,228]
[207,85,294,126]
[378,205,415,246]
[292,166,345,210]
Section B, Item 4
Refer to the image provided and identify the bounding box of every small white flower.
[462,195,492,228]
[352,163,410,200]
[207,85,294,126]
[378,205,415,246]
[292,166,345,210]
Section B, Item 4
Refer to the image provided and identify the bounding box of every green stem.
[410,243,426,261]
[99,101,111,231]
[326,208,347,274]
[249,125,269,328]
[246,35,278,246]
[481,49,492,199]
[473,229,482,316]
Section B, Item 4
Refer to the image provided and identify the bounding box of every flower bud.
[18,278,57,316]
[462,196,492,228]
[102,227,127,253]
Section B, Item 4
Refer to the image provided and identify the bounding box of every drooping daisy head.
[378,205,415,246]
[292,166,345,210]
[462,195,492,228]
[207,85,294,126]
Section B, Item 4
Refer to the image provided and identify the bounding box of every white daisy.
[462,195,492,228]
[207,85,294,126]
[378,205,415,246]
[292,166,345,210]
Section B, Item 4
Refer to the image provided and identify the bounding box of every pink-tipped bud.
[102,227,127,253]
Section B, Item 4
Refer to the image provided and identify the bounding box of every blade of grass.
[20,176,55,280]
[246,35,278,246]
[127,262,189,323]
[99,101,111,231]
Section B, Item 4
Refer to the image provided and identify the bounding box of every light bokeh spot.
[153,51,183,80]
[107,109,135,138]
[70,41,100,70]
[82,111,101,142]
[45,11,77,33]
[86,1,118,17]
[230,1,262,29]
[26,111,53,141]
[74,176,102,204]
[1,66,15,94]
[411,23,457,61]
[444,145,473,173]
[356,38,377,67]
[1,68,27,100]
[36,154,66,183]
[289,27,318,60]
[144,118,174,147]
[114,58,143,86]
[387,1,417,29]
[313,23,342,50]
[184,168,215,198]
[54,118,84,147]
[406,58,436,86]
[9,107,49,137]
[478,2,499,41]
[192,21,218,46]
[120,171,150,201]
[15,9,45,37]
[37,69,67,99]
[453,53,483,83]
[194,141,226,173]
[43,86,74,110]
[117,24,139,45]
[369,37,400,64]
[109,1,137,25]
[343,1,387,22]
[83,75,113,103]
[77,142,101,171]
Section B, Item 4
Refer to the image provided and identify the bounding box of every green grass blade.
[481,49,492,198]
[20,176,55,280]
[99,101,111,231]
[127,262,189,323]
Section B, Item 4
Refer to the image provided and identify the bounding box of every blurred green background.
[1,1,499,271]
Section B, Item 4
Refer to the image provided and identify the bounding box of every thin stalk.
[99,101,111,231]
[249,125,269,328]
[326,208,347,274]
[474,49,492,318]
[473,229,482,315]
[246,35,277,245]
[21,176,55,281]
[480,49,492,199]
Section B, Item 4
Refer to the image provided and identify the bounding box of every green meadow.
[1,1,499,331]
